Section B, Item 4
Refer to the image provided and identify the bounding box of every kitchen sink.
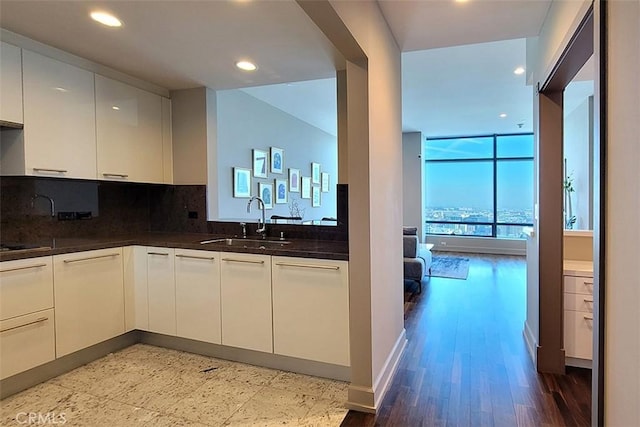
[0,243,52,253]
[199,238,291,248]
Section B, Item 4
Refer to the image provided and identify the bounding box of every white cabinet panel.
[54,248,124,357]
[162,97,173,184]
[147,248,176,335]
[22,50,96,179]
[220,253,272,353]
[95,75,163,183]
[123,246,149,332]
[0,309,55,379]
[272,257,350,366]
[0,256,53,321]
[563,275,594,295]
[564,310,594,360]
[0,42,23,124]
[175,249,220,344]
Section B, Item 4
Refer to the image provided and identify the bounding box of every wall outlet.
[188,211,198,219]
[440,241,447,246]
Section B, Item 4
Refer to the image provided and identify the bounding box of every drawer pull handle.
[0,263,47,273]
[33,167,67,174]
[102,173,129,178]
[0,317,48,333]
[584,298,594,303]
[583,281,593,285]
[176,254,215,261]
[222,258,264,265]
[148,252,169,256]
[63,253,120,263]
[584,315,594,320]
[275,262,340,270]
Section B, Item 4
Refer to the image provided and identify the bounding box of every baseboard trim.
[139,332,350,381]
[523,321,537,365]
[346,328,407,414]
[0,331,139,399]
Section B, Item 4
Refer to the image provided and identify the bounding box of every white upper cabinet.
[21,50,97,179]
[0,42,23,124]
[95,75,164,184]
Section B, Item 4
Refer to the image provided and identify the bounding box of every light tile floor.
[1,344,349,426]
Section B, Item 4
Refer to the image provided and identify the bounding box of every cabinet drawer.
[564,310,593,360]
[0,308,55,380]
[564,292,594,313]
[0,256,53,321]
[564,275,594,295]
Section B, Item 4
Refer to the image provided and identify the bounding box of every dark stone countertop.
[0,232,349,262]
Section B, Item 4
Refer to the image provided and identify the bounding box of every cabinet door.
[175,249,220,344]
[0,256,53,321]
[0,309,55,380]
[95,75,163,183]
[54,248,124,357]
[123,246,149,332]
[161,97,173,184]
[22,50,96,179]
[220,253,272,353]
[0,42,23,124]
[564,310,593,360]
[272,257,350,366]
[147,248,176,335]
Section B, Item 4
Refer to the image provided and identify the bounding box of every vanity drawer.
[564,275,594,295]
[564,293,594,312]
[564,309,593,360]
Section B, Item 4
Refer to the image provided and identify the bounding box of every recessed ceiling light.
[455,0,470,3]
[236,61,257,71]
[499,113,507,118]
[112,106,120,110]
[514,66,525,75]
[90,11,122,27]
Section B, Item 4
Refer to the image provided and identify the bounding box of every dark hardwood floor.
[341,254,591,427]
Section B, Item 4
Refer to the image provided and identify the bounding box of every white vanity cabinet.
[175,249,221,344]
[563,261,594,366]
[19,50,97,179]
[147,248,176,336]
[220,253,272,353]
[53,248,124,357]
[0,256,55,379]
[95,75,165,184]
[0,42,23,124]
[272,257,350,366]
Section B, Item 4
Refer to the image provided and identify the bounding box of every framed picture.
[311,162,321,184]
[312,186,321,207]
[289,168,300,192]
[233,167,251,198]
[252,149,268,178]
[275,179,288,204]
[270,147,284,174]
[321,172,330,193]
[258,182,273,209]
[301,176,311,199]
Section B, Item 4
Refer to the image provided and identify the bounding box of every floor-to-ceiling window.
[424,133,534,238]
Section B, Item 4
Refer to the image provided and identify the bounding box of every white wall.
[605,1,640,425]
[564,86,593,230]
[402,132,424,238]
[215,89,337,221]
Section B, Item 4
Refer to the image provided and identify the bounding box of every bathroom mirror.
[563,55,594,231]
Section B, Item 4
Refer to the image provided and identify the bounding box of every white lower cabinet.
[0,309,55,379]
[564,272,594,363]
[272,257,350,366]
[220,253,272,353]
[53,248,125,357]
[123,246,149,332]
[0,256,55,379]
[175,249,221,344]
[147,248,176,336]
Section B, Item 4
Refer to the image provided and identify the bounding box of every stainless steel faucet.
[246,196,266,238]
[31,194,55,217]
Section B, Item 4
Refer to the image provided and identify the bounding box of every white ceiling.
[0,0,553,138]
